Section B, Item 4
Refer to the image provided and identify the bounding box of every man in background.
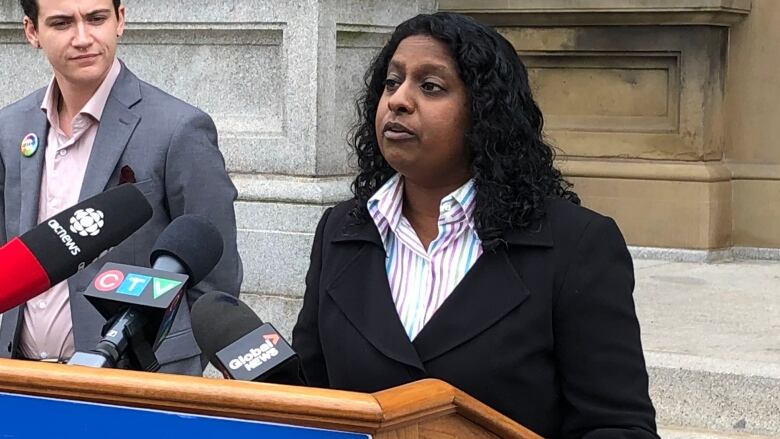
[0,0,243,375]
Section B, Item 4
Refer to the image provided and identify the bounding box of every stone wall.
[4,0,780,337]
[0,0,435,337]
[441,0,766,256]
[725,0,780,250]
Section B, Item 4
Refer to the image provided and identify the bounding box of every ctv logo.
[93,269,182,299]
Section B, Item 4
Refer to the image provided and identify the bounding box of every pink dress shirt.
[19,59,122,361]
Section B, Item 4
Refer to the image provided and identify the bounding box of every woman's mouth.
[383,121,415,140]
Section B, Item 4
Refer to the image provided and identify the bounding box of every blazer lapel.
[412,248,530,362]
[79,64,141,201]
[328,217,426,372]
[19,104,49,232]
[413,214,554,363]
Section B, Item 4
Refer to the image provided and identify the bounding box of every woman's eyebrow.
[389,59,451,77]
[416,63,450,76]
[388,59,405,71]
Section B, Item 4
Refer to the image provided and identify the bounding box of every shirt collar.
[367,174,478,241]
[368,173,403,241]
[40,57,122,125]
[440,178,477,228]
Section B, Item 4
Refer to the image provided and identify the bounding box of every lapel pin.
[20,133,39,157]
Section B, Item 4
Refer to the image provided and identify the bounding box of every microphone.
[68,215,224,371]
[0,184,152,313]
[191,292,302,385]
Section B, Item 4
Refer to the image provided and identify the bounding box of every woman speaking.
[292,12,658,438]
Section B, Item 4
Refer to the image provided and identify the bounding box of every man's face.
[23,0,125,89]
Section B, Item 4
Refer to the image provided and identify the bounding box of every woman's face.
[375,35,471,188]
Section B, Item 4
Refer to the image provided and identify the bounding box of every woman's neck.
[401,176,469,250]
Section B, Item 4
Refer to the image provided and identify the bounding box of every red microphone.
[0,184,152,313]
[0,238,50,311]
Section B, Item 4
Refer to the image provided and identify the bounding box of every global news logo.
[229,334,281,372]
[93,269,182,299]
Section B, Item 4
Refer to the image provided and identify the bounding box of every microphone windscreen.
[191,291,262,362]
[19,184,152,284]
[149,215,223,286]
[0,238,52,313]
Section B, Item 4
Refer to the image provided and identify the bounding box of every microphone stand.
[68,307,160,372]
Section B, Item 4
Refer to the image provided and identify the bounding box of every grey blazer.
[0,62,243,375]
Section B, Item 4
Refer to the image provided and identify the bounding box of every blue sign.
[0,392,371,439]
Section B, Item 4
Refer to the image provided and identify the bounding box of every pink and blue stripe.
[368,174,483,340]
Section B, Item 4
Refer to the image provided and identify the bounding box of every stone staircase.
[660,427,779,438]
[633,259,780,438]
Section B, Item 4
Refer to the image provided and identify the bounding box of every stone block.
[439,0,751,26]
[240,292,303,341]
[236,201,329,233]
[0,29,49,107]
[731,178,780,248]
[238,229,314,297]
[502,25,727,161]
[561,159,732,249]
[649,355,780,436]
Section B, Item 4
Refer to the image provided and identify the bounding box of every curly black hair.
[349,12,579,250]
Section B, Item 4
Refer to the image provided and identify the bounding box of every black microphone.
[191,292,302,385]
[68,215,224,371]
[0,184,152,313]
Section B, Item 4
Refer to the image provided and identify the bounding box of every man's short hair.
[20,0,122,28]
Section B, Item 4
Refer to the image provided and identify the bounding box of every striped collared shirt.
[368,174,483,340]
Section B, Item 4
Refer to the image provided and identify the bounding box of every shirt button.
[441,202,452,213]
[38,301,47,309]
[40,351,48,359]
[58,149,68,157]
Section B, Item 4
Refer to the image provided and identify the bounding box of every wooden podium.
[0,358,540,438]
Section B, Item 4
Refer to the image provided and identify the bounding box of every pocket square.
[119,165,136,184]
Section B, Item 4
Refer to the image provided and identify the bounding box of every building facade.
[0,0,776,324]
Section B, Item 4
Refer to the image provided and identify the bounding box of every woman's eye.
[384,78,400,91]
[421,81,443,93]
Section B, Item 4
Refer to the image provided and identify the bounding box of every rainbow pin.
[20,133,38,157]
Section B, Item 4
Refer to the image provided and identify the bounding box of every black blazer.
[292,198,658,438]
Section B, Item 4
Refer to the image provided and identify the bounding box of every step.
[648,352,780,436]
[660,426,780,438]
[635,259,780,436]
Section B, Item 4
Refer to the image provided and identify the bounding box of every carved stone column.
[0,1,435,333]
[440,0,751,253]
